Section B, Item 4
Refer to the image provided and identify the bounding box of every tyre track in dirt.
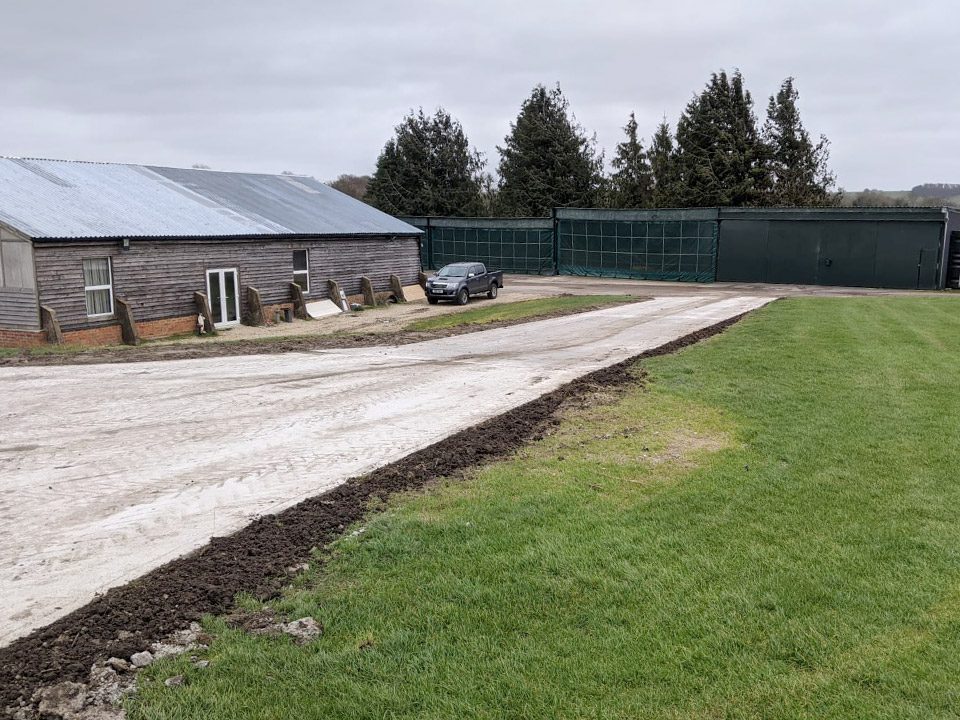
[0,312,755,710]
[2,296,767,650]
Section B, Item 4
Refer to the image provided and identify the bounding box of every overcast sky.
[1,0,954,191]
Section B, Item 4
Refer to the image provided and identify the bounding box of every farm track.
[0,314,748,710]
[0,298,640,367]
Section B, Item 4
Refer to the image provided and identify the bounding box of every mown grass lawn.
[132,296,960,719]
[406,294,638,331]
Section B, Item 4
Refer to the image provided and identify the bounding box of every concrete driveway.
[0,293,771,646]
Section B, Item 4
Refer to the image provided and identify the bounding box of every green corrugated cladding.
[716,208,948,289]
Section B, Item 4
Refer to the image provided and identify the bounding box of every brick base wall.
[3,307,300,349]
[61,314,199,346]
[0,328,47,348]
[138,315,199,340]
[61,324,123,346]
[260,302,295,323]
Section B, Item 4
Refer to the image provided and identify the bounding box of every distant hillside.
[911,183,960,199]
[840,188,960,208]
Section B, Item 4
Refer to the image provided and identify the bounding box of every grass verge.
[117,296,960,716]
[406,294,638,331]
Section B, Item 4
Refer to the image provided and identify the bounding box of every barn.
[0,157,422,347]
[407,207,960,288]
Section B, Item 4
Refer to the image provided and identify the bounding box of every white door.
[206,268,240,328]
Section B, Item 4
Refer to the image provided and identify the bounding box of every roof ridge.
[0,155,124,167]
[0,156,312,179]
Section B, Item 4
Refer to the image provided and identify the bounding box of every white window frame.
[83,257,114,318]
[293,249,310,294]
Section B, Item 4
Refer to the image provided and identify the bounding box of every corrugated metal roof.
[0,157,421,239]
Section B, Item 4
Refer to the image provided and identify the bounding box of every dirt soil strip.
[0,298,645,367]
[0,313,745,709]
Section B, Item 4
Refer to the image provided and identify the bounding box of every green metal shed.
[716,207,954,289]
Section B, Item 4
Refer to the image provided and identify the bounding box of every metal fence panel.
[397,217,554,274]
[431,226,553,274]
[557,209,718,282]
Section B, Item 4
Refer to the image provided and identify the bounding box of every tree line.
[357,70,837,217]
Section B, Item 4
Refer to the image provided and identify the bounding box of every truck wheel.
[427,296,439,305]
[487,283,498,299]
[456,288,470,305]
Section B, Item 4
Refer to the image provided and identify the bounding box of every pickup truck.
[425,262,503,305]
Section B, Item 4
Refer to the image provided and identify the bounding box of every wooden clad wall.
[0,288,40,330]
[0,227,40,330]
[33,235,421,330]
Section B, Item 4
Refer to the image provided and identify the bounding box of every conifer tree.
[763,78,836,206]
[365,108,485,216]
[606,112,653,208]
[497,84,604,216]
[649,119,680,207]
[674,70,771,207]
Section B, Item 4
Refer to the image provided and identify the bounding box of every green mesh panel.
[558,215,717,282]
[430,226,553,274]
[399,211,719,281]
[398,218,554,274]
